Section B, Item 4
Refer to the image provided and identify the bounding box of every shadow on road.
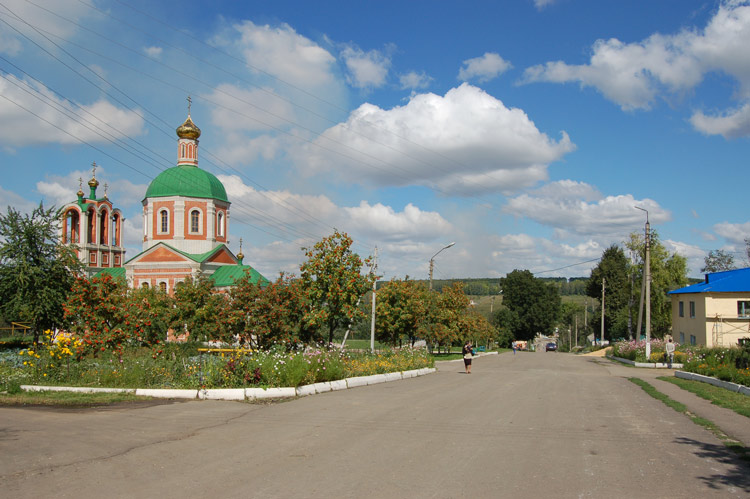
[675,437,750,493]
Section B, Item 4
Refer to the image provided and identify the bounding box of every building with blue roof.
[669,267,750,347]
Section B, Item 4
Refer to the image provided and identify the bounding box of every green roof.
[93,267,126,280]
[144,165,228,202]
[210,265,269,288]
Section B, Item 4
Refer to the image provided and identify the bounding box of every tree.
[0,203,82,343]
[586,245,631,340]
[375,278,427,347]
[171,274,230,342]
[500,270,561,341]
[299,231,375,344]
[701,249,735,273]
[227,272,312,349]
[626,230,688,338]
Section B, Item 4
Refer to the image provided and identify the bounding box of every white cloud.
[0,75,145,147]
[0,0,90,55]
[340,45,391,89]
[298,84,575,195]
[399,71,432,90]
[0,185,36,213]
[458,53,512,83]
[521,0,750,113]
[229,21,338,88]
[143,46,163,58]
[713,221,750,245]
[344,202,452,242]
[690,102,750,138]
[534,0,558,10]
[503,180,671,237]
[205,83,296,133]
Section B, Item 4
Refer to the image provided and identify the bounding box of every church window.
[190,209,202,234]
[141,281,149,289]
[159,209,169,234]
[217,211,224,237]
[159,281,167,293]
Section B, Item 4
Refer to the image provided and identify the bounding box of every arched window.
[159,281,167,293]
[141,281,150,289]
[159,209,169,234]
[190,209,201,234]
[217,211,224,237]
[181,143,185,157]
[99,210,108,245]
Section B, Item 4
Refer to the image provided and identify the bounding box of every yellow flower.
[43,373,47,377]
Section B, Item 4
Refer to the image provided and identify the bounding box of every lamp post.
[635,206,651,359]
[429,242,455,291]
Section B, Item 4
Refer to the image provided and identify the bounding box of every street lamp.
[429,242,455,291]
[635,206,651,359]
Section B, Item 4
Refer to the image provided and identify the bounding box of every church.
[60,109,268,293]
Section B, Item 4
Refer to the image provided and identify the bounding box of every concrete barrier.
[199,388,245,401]
[675,371,749,396]
[329,380,348,391]
[345,376,369,388]
[384,372,402,382]
[401,370,418,379]
[247,387,297,400]
[312,382,332,394]
[134,388,198,399]
[295,384,317,397]
[22,385,135,394]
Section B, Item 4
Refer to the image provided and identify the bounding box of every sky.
[1,0,749,282]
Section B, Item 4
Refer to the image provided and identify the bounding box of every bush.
[684,346,750,387]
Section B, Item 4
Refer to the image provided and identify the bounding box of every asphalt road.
[2,352,748,498]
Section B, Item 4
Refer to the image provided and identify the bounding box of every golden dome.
[88,177,99,189]
[176,115,201,140]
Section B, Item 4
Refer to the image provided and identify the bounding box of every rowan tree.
[375,278,427,347]
[299,231,375,344]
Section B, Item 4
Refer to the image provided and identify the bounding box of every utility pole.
[636,206,651,359]
[600,279,606,344]
[370,247,378,354]
[575,315,578,348]
[429,242,455,291]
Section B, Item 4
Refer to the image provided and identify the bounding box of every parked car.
[545,342,557,352]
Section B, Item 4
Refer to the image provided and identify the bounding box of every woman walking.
[462,341,473,374]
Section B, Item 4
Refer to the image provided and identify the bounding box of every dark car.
[545,342,557,352]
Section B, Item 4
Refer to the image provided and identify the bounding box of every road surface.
[2,352,748,498]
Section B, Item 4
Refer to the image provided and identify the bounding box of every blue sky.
[1,0,749,281]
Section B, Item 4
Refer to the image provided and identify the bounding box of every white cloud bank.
[299,83,574,195]
[521,0,750,137]
[340,45,391,89]
[504,180,671,237]
[0,76,144,147]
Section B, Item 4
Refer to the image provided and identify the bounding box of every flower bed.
[682,346,750,388]
[1,341,433,391]
[611,339,693,364]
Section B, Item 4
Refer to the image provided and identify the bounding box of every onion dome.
[176,115,201,140]
[144,165,228,202]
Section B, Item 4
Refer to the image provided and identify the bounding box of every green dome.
[145,165,228,202]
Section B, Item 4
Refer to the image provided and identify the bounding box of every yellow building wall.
[671,293,750,347]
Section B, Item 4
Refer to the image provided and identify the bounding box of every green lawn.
[658,376,750,419]
[0,390,151,407]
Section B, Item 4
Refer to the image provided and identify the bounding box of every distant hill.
[393,277,589,296]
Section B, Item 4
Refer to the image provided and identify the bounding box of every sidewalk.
[603,358,750,446]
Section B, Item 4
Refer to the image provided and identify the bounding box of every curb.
[609,356,683,369]
[674,371,750,396]
[19,367,438,402]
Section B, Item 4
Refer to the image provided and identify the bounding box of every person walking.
[665,338,676,368]
[462,341,473,374]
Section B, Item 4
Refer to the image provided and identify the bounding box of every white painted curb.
[247,387,296,400]
[135,388,198,399]
[22,385,135,394]
[20,365,438,401]
[295,384,317,397]
[610,356,683,369]
[675,371,750,396]
[199,388,245,401]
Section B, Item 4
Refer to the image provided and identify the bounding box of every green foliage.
[171,274,231,342]
[375,278,427,347]
[684,346,750,387]
[701,249,736,273]
[500,270,561,341]
[587,245,632,340]
[299,231,375,344]
[0,203,82,343]
[625,230,688,338]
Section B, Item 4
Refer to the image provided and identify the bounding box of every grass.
[658,376,750,419]
[344,339,387,350]
[0,390,150,407]
[629,377,749,462]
